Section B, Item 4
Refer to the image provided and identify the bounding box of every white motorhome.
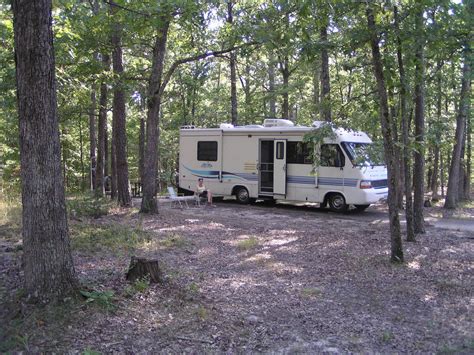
[178,119,388,212]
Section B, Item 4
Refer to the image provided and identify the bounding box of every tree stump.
[126,256,162,283]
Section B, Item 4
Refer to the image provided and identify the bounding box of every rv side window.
[320,144,345,167]
[197,141,218,161]
[287,142,312,164]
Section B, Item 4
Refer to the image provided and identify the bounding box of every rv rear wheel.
[235,187,250,204]
[354,204,370,212]
[328,193,348,212]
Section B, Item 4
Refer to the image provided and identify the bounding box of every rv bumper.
[346,188,388,204]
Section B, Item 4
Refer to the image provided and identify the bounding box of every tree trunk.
[141,19,170,213]
[279,56,290,119]
[320,20,331,122]
[13,0,77,301]
[268,53,276,117]
[394,6,415,242]
[413,8,426,234]
[79,118,85,191]
[367,6,403,262]
[95,54,110,197]
[111,2,131,206]
[465,112,472,200]
[445,47,471,208]
[89,87,97,191]
[313,60,320,120]
[110,122,117,199]
[227,1,238,125]
[139,111,145,183]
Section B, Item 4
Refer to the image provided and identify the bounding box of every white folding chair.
[167,187,196,208]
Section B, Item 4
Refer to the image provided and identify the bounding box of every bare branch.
[156,41,259,98]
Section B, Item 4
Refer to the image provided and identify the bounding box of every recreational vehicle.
[178,119,388,212]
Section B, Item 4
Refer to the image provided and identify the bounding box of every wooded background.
[1,0,471,208]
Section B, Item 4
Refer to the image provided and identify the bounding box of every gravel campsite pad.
[1,201,473,353]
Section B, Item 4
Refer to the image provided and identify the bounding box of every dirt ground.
[1,200,473,353]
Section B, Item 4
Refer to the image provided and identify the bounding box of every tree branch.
[156,41,259,98]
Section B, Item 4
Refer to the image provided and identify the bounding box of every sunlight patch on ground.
[266,261,302,274]
[184,219,200,223]
[245,252,272,263]
[264,236,299,246]
[408,261,421,270]
[197,246,219,257]
[423,292,437,302]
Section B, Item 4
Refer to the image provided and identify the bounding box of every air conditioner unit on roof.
[263,119,294,127]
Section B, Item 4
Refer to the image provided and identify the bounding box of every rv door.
[273,140,287,196]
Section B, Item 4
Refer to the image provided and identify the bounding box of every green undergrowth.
[237,236,260,251]
[0,193,22,241]
[67,194,112,219]
[70,223,152,254]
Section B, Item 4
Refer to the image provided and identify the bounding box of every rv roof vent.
[180,125,195,129]
[263,119,294,127]
[219,123,234,129]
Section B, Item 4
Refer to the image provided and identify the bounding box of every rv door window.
[320,144,345,167]
[197,141,218,161]
[276,142,284,159]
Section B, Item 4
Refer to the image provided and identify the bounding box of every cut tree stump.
[126,256,162,283]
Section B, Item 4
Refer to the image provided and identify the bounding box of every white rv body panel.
[179,122,388,208]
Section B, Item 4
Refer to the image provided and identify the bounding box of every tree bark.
[465,112,472,200]
[141,19,170,213]
[413,8,426,234]
[367,6,403,262]
[445,46,471,208]
[110,2,131,206]
[13,0,77,301]
[320,18,331,122]
[394,6,415,242]
[95,54,110,197]
[139,110,146,183]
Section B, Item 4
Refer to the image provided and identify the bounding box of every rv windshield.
[341,142,385,167]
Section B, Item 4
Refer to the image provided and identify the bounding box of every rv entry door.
[273,140,287,196]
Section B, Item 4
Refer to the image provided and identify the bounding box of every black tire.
[235,187,250,204]
[354,204,370,212]
[327,193,348,212]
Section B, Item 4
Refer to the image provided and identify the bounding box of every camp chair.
[167,187,196,208]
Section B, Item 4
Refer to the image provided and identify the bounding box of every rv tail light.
[360,180,372,189]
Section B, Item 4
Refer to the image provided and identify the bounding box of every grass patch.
[160,234,187,248]
[124,277,150,298]
[301,287,323,298]
[67,194,112,219]
[0,195,22,241]
[237,236,259,251]
[80,289,116,312]
[70,223,152,254]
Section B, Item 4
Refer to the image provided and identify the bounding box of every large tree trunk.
[413,8,426,234]
[320,19,331,122]
[445,46,471,208]
[110,4,131,206]
[394,6,415,242]
[95,54,110,197]
[367,6,403,263]
[227,1,238,125]
[13,0,77,301]
[141,20,170,213]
